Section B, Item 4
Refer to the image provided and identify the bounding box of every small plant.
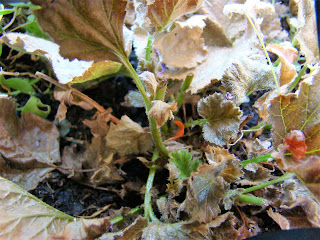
[0,0,319,239]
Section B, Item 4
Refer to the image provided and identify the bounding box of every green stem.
[237,194,267,206]
[110,206,143,225]
[184,118,208,127]
[245,12,280,94]
[240,153,273,167]
[121,55,168,157]
[176,73,194,109]
[154,83,167,101]
[145,33,154,62]
[144,151,160,222]
[243,173,295,194]
[287,64,308,93]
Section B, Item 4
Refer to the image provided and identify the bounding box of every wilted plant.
[0,0,320,239]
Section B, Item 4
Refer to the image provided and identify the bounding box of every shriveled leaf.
[135,0,205,32]
[205,146,237,166]
[222,54,277,105]
[121,90,145,108]
[183,160,243,222]
[54,88,93,122]
[0,97,60,166]
[30,0,128,63]
[169,149,201,179]
[1,33,123,84]
[268,68,320,151]
[197,93,242,146]
[290,0,319,63]
[154,15,207,69]
[83,109,113,138]
[148,101,177,128]
[266,43,298,86]
[240,163,271,186]
[139,71,158,99]
[283,130,307,160]
[106,115,153,156]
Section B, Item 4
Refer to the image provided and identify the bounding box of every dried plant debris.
[197,93,242,146]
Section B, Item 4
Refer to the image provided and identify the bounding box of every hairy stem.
[184,118,208,127]
[287,64,308,93]
[237,194,267,206]
[121,55,169,157]
[145,33,154,62]
[110,206,143,225]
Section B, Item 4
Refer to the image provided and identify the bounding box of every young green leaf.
[30,0,129,63]
[197,93,242,146]
[169,149,201,179]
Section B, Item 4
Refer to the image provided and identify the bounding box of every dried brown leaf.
[135,0,204,32]
[149,101,177,128]
[106,115,153,156]
[240,163,271,186]
[139,71,158,99]
[0,97,60,167]
[197,93,242,146]
[83,109,113,138]
[205,146,237,166]
[266,43,298,86]
[154,15,207,69]
[182,160,243,222]
[30,0,128,63]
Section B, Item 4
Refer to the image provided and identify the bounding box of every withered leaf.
[153,15,208,69]
[197,93,242,146]
[1,33,123,84]
[182,160,243,222]
[222,54,277,105]
[0,176,109,240]
[83,109,113,138]
[106,115,153,156]
[205,146,237,166]
[135,0,205,32]
[30,0,128,63]
[0,97,60,166]
[148,101,177,128]
[268,68,320,151]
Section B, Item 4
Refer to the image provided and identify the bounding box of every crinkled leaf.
[83,109,113,138]
[0,176,110,239]
[169,149,201,179]
[0,97,60,166]
[135,0,205,32]
[30,0,128,63]
[154,15,207,69]
[205,146,237,166]
[106,115,153,156]
[268,69,320,151]
[148,101,177,128]
[197,93,242,146]
[1,33,123,84]
[183,160,243,222]
[222,54,277,105]
[283,130,307,160]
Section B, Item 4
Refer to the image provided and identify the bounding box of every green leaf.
[19,96,51,118]
[0,9,15,16]
[23,15,51,40]
[30,0,129,63]
[0,77,36,95]
[169,149,201,179]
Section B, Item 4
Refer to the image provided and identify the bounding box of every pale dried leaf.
[205,146,236,166]
[153,15,207,69]
[1,33,123,84]
[149,101,177,128]
[0,97,60,166]
[0,176,74,239]
[121,90,145,108]
[30,0,128,63]
[197,93,242,146]
[106,115,153,156]
[183,160,242,222]
[139,71,158,98]
[291,0,319,63]
[267,208,290,230]
[240,163,271,186]
[266,43,298,86]
[83,109,113,138]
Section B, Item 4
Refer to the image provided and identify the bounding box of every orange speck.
[167,120,185,141]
